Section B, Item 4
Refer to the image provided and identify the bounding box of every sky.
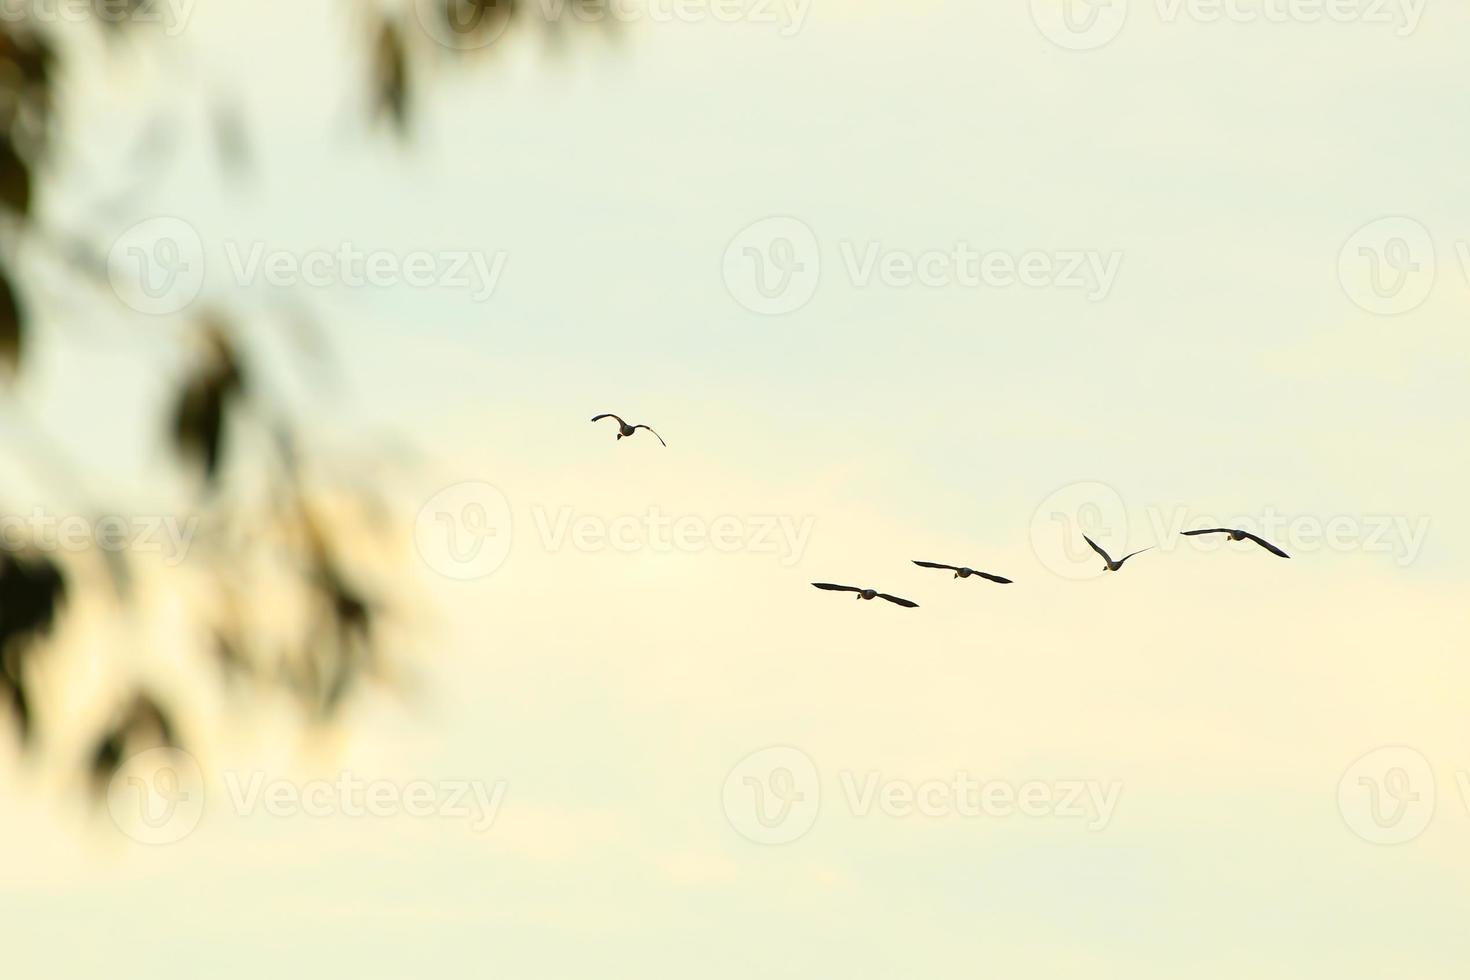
[3,0,1470,976]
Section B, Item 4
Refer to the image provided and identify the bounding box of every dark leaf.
[0,133,31,219]
[172,323,245,483]
[0,552,66,746]
[372,17,410,136]
[0,259,21,371]
[0,551,68,658]
[88,693,179,796]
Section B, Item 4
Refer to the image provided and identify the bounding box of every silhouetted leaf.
[88,693,179,796]
[372,17,410,136]
[0,260,21,371]
[0,552,67,655]
[172,324,245,483]
[0,671,29,746]
[0,552,67,746]
[0,27,56,156]
[0,133,31,219]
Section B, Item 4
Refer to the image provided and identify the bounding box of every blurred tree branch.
[0,1,611,802]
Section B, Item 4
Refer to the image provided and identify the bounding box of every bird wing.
[634,425,667,447]
[1117,547,1154,566]
[1240,531,1290,558]
[974,571,1013,584]
[590,413,625,425]
[912,561,960,572]
[1083,534,1113,563]
[877,593,919,608]
[812,583,861,593]
[1181,528,1230,537]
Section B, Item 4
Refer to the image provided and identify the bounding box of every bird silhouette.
[1182,527,1290,558]
[912,561,1012,583]
[811,583,918,608]
[591,413,666,447]
[1083,535,1152,572]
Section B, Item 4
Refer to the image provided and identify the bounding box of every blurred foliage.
[0,1,609,801]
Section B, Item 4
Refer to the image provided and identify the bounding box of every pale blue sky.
[4,1,1470,977]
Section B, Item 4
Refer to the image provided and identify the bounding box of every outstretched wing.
[634,425,667,447]
[1083,534,1113,564]
[912,560,960,572]
[812,583,861,593]
[877,593,919,608]
[1181,528,1230,537]
[1116,547,1153,566]
[1240,532,1290,558]
[974,571,1013,584]
[591,413,625,425]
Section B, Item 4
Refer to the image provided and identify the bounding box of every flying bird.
[1083,535,1153,572]
[591,413,666,447]
[912,561,1012,583]
[1182,527,1290,558]
[811,583,918,608]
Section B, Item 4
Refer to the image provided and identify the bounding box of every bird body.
[591,413,666,447]
[811,583,918,608]
[1182,527,1290,558]
[912,560,1012,583]
[1083,535,1152,572]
